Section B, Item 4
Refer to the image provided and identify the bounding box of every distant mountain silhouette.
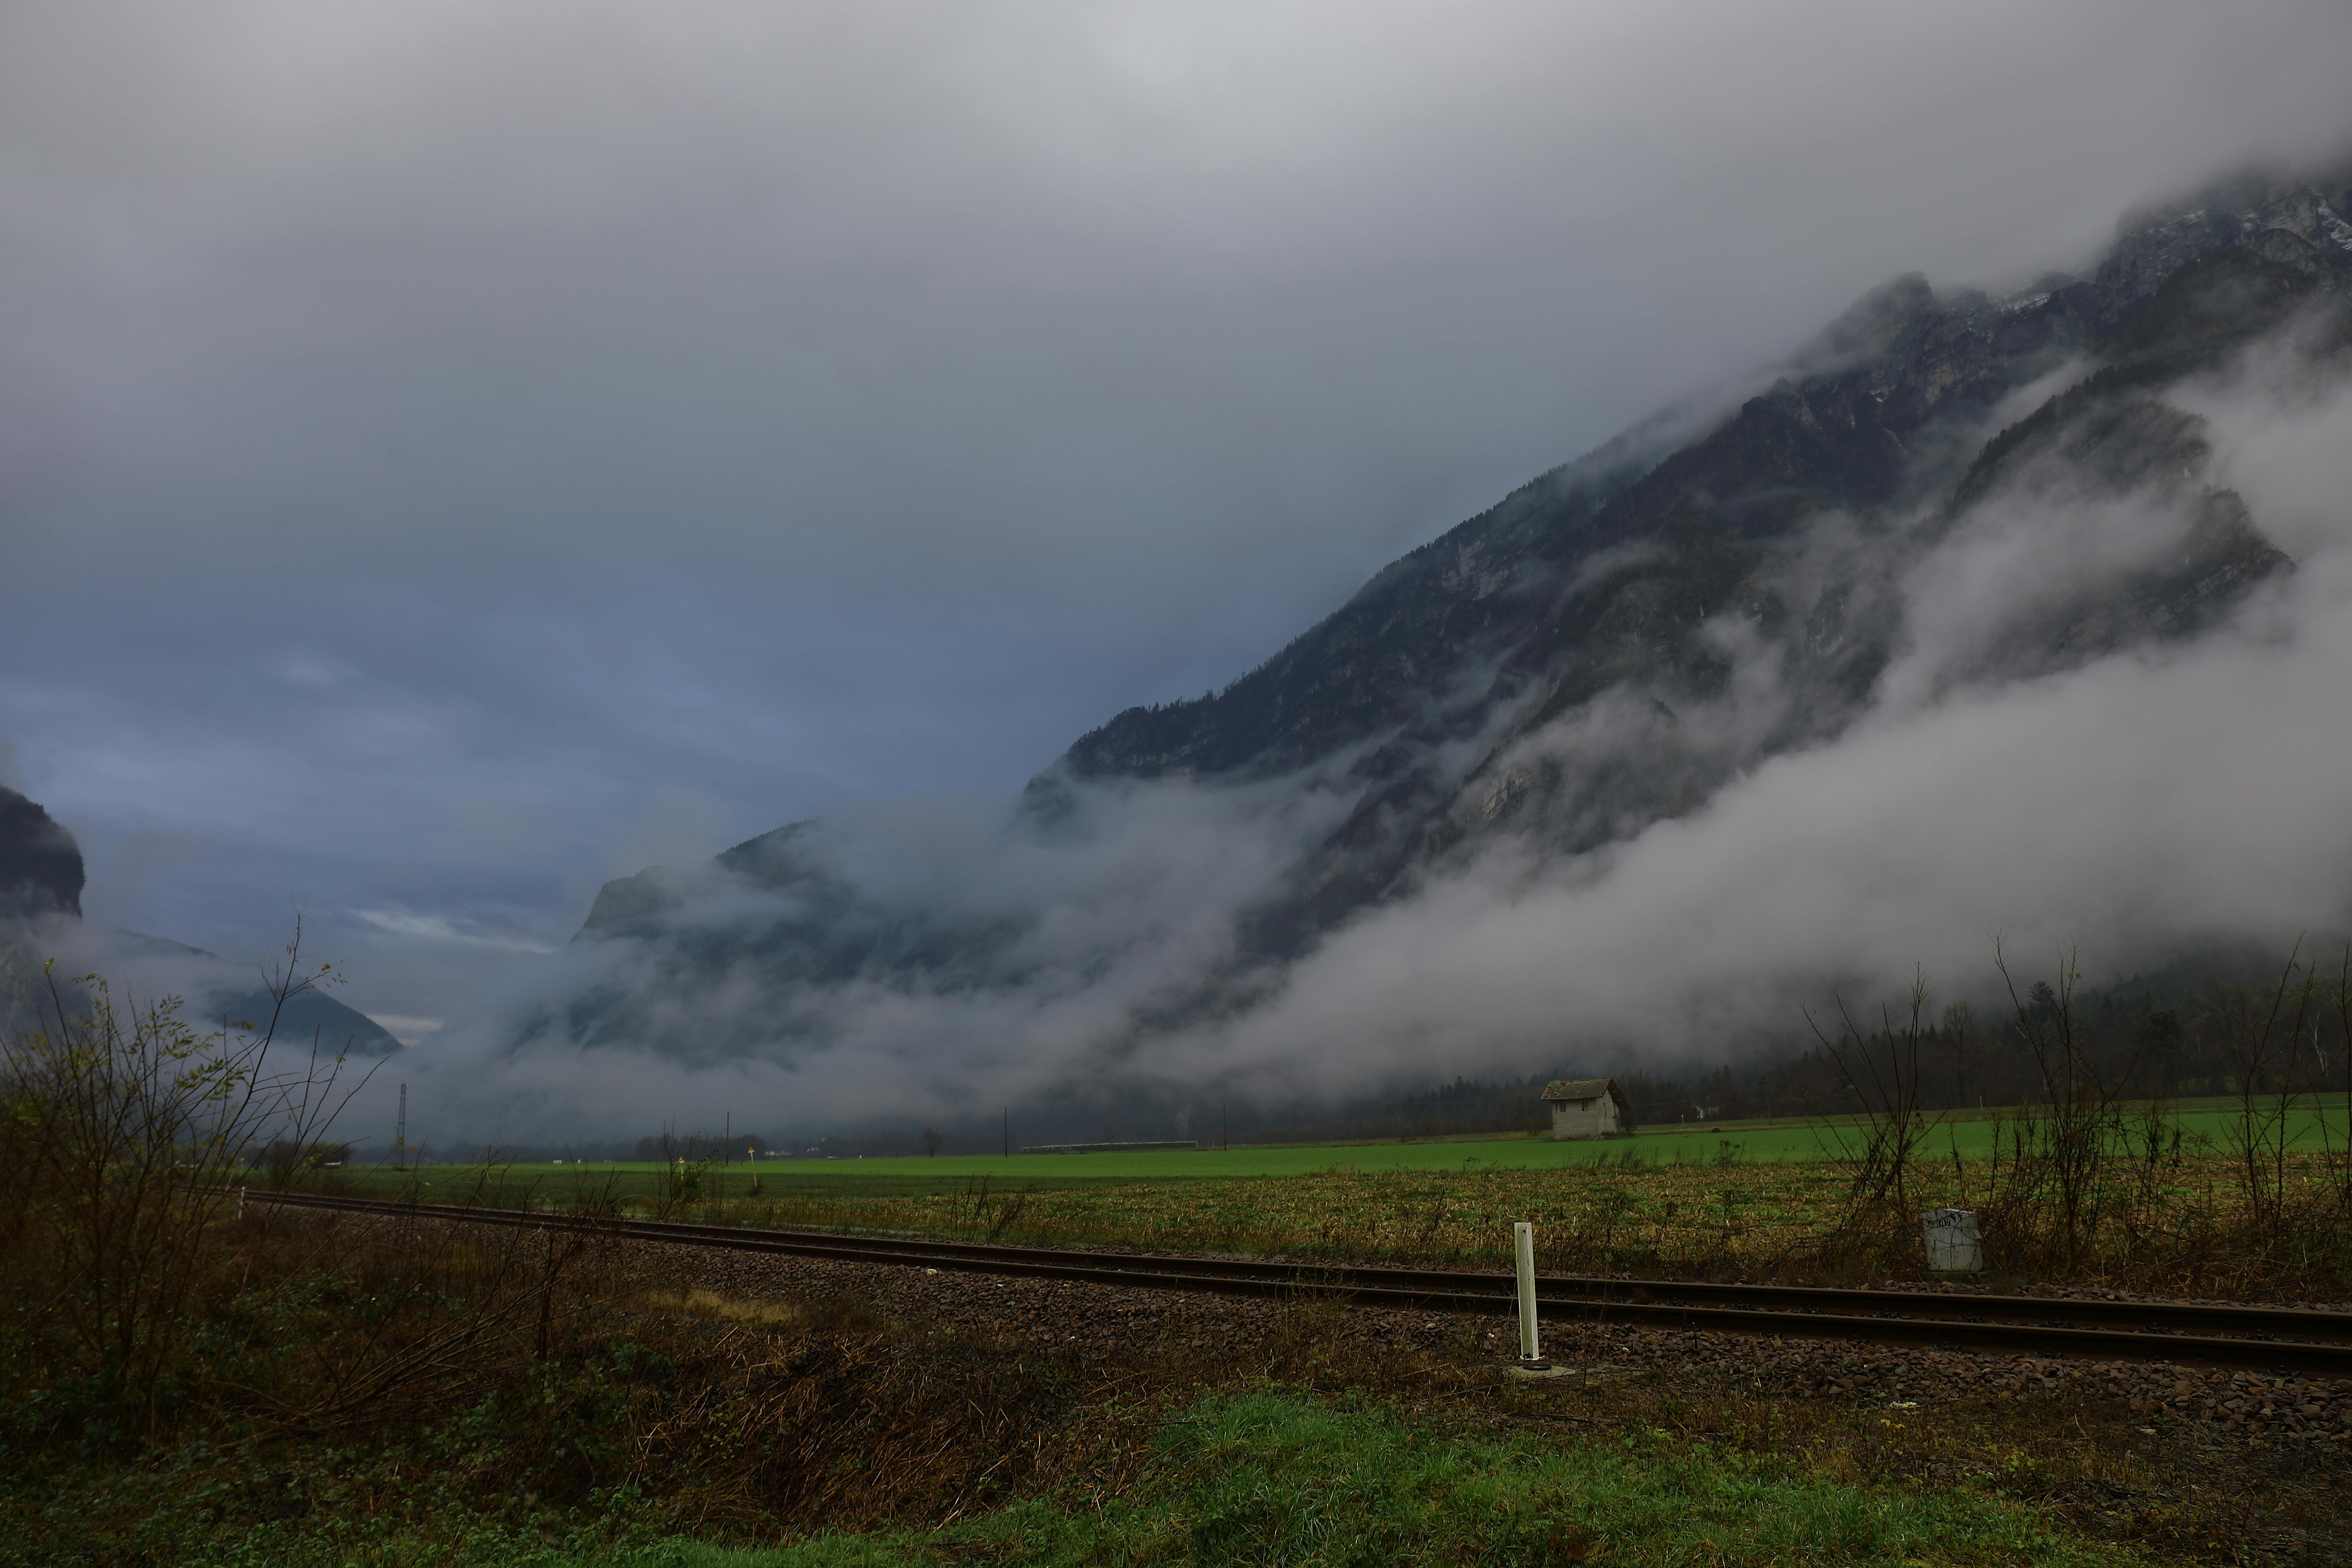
[100,928,404,1056]
[0,790,401,1056]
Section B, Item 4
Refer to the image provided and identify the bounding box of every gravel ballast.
[649,1239,2352,1443]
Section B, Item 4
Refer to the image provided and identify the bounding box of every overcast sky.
[6,0,2352,1041]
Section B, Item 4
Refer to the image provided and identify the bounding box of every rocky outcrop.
[0,786,84,923]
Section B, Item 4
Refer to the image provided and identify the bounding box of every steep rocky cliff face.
[1043,175,2343,962]
[561,167,2352,1059]
[0,786,84,922]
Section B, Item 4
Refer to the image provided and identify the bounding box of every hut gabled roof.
[1540,1077,1625,1110]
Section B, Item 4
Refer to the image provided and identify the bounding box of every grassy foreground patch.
[192,1392,2135,1568]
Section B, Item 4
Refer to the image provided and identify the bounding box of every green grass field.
[345,1095,2352,1203]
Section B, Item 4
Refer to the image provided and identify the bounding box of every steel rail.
[250,1189,2352,1376]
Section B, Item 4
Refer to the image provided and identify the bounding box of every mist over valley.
[441,167,2352,1149]
[7,3,2352,1155]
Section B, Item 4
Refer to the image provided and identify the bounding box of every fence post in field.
[1513,1222,1540,1362]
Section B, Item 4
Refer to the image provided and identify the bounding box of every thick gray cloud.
[4,0,2351,1047]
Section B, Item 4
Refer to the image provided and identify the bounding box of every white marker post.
[1921,1209,1983,1274]
[1513,1221,1540,1363]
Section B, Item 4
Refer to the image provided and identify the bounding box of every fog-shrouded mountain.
[535,164,2352,1115]
[0,786,403,1057]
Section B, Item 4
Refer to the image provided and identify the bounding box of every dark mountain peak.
[561,163,2351,1063]
[2086,162,2352,333]
[2111,164,2352,248]
[105,928,406,1056]
[1040,172,2346,960]
[0,786,83,922]
[0,788,402,1055]
[715,820,824,882]
[579,820,840,941]
[1801,271,1941,368]
[1056,260,2071,794]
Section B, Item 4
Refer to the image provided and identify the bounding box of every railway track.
[252,1189,2352,1377]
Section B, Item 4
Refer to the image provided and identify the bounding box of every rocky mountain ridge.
[1042,174,2344,961]
[560,164,2352,1061]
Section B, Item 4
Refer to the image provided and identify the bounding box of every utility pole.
[1002,1107,1009,1159]
[394,1084,407,1172]
[1220,1097,1227,1152]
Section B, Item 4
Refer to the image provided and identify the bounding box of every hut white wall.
[1547,1098,1618,1140]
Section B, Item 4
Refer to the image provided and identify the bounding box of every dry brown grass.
[16,1197,2352,1567]
[626,1288,812,1328]
[693,1150,2352,1299]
